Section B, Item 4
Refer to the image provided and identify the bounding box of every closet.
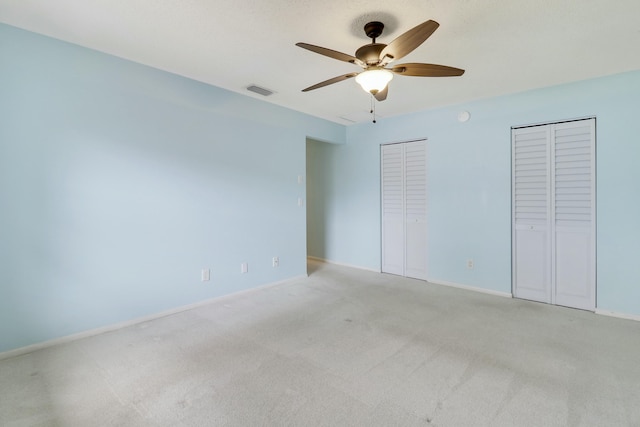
[512,118,596,310]
[381,140,427,280]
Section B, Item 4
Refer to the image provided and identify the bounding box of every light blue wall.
[0,24,344,352]
[319,70,640,316]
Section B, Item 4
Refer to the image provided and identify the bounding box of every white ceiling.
[1,0,639,124]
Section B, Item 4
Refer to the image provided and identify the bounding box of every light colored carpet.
[1,260,639,426]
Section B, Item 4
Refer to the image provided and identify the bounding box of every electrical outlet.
[201,268,210,281]
[241,262,248,274]
[272,257,279,267]
[466,259,474,269]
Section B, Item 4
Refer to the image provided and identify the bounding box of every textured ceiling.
[1,0,639,124]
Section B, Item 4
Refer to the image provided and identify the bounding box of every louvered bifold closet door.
[512,126,552,303]
[381,140,427,279]
[552,120,596,310]
[381,144,405,275]
[512,118,596,310]
[404,141,427,280]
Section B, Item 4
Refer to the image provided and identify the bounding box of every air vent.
[246,85,274,97]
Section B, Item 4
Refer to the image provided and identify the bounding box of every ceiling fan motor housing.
[357,21,387,65]
[356,43,386,65]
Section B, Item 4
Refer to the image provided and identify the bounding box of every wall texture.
[0,24,344,353]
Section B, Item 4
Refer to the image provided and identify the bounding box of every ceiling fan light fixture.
[297,20,464,102]
[355,69,393,95]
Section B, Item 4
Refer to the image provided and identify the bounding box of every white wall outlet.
[298,197,304,207]
[201,268,210,281]
[466,259,474,269]
[241,262,248,274]
[297,175,304,184]
[272,257,279,267]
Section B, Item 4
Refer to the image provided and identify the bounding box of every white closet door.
[404,141,427,280]
[512,126,552,303]
[512,118,596,311]
[381,144,405,276]
[552,120,596,310]
[381,140,427,279]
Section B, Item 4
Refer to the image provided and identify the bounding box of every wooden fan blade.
[296,43,364,66]
[391,63,465,77]
[302,72,359,92]
[374,86,388,101]
[379,20,439,64]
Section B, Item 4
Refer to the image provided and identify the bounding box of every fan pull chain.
[370,94,377,124]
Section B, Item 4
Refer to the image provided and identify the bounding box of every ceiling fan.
[296,20,465,101]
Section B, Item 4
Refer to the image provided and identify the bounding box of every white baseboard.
[595,309,640,322]
[428,278,513,298]
[0,275,306,361]
[307,256,381,273]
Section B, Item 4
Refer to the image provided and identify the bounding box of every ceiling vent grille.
[246,85,274,96]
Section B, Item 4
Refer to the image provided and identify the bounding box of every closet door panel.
[555,230,593,309]
[405,220,427,279]
[382,220,404,275]
[514,226,550,302]
[381,144,405,275]
[552,120,596,310]
[404,141,427,280]
[512,127,551,303]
